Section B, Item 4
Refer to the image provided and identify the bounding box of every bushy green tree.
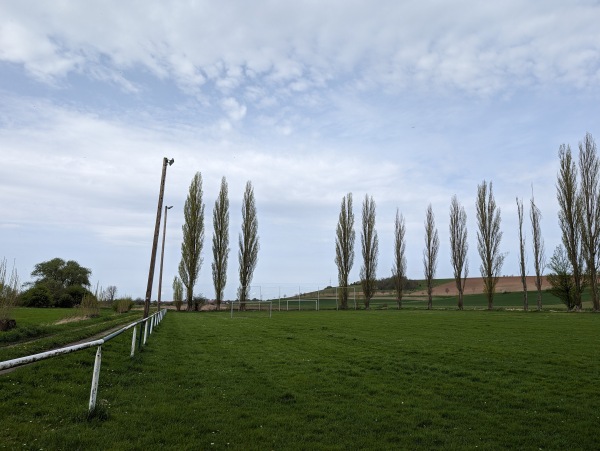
[20,258,92,308]
[32,258,91,287]
[20,285,52,307]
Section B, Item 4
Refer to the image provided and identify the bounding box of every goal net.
[270,285,323,311]
[230,286,272,318]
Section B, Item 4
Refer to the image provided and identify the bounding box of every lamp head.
[166,205,173,210]
[168,158,174,166]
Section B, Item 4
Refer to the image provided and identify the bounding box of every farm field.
[1,309,600,449]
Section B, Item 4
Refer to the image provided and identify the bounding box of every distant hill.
[350,276,420,291]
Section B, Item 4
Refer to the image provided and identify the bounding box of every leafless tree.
[179,172,205,311]
[578,132,600,311]
[335,193,355,309]
[449,195,468,310]
[557,145,584,311]
[0,258,19,330]
[530,193,545,310]
[476,180,505,310]
[212,177,230,310]
[392,209,407,309]
[360,195,378,309]
[105,285,118,303]
[238,181,259,310]
[516,197,528,311]
[423,204,439,310]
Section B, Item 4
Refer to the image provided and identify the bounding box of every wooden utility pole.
[157,205,173,312]
[143,157,174,318]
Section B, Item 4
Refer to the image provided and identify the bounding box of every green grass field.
[2,308,600,449]
[282,290,569,311]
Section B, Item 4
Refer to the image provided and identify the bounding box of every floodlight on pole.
[157,205,173,312]
[143,157,174,319]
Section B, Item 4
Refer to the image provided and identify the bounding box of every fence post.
[150,315,154,335]
[144,320,149,345]
[131,325,137,357]
[88,346,102,413]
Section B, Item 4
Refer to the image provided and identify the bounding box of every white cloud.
[1,1,599,98]
[1,1,599,299]
[221,97,247,122]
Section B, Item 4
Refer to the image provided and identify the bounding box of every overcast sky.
[1,1,600,301]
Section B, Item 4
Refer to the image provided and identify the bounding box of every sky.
[1,1,600,301]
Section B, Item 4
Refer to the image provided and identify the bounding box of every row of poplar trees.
[552,132,600,311]
[335,133,599,312]
[174,173,259,311]
[333,186,533,311]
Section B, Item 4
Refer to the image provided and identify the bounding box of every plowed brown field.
[411,275,549,296]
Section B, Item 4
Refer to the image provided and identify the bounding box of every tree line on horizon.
[335,132,599,312]
[3,134,596,319]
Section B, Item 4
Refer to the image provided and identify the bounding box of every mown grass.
[1,309,600,449]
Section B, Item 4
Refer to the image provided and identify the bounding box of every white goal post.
[229,300,272,318]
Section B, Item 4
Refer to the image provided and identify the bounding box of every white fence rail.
[0,309,166,413]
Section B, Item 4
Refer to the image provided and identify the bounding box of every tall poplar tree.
[335,193,355,310]
[238,181,259,310]
[360,195,378,309]
[578,133,600,311]
[476,180,504,310]
[530,193,545,310]
[449,195,468,310]
[179,172,205,311]
[557,145,584,311]
[212,177,229,310]
[172,276,183,311]
[516,197,528,311]
[392,209,407,309]
[423,204,439,310]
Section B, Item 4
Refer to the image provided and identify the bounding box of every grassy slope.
[0,308,142,361]
[1,310,600,449]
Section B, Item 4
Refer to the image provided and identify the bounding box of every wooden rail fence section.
[0,309,167,413]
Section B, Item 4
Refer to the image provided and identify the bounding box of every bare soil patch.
[411,276,550,296]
